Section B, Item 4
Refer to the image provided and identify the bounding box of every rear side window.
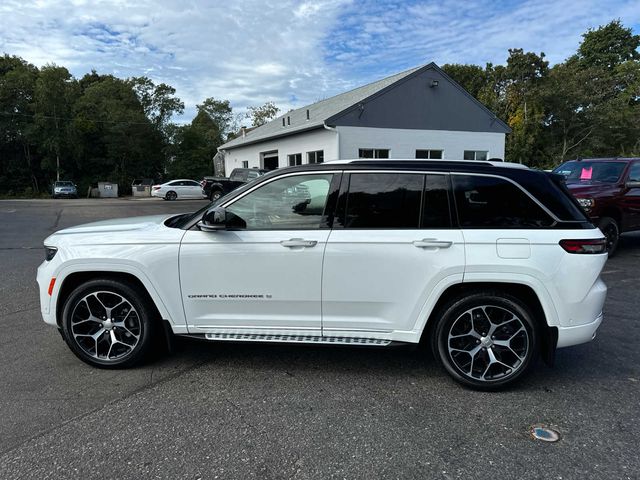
[344,173,423,228]
[452,175,554,228]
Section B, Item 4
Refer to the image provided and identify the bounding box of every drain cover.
[530,425,561,442]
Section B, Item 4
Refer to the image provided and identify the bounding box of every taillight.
[152,185,161,190]
[559,238,607,254]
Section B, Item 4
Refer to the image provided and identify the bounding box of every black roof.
[270,160,535,179]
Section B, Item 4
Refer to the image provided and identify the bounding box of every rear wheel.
[61,279,157,368]
[598,216,619,256]
[165,190,177,201]
[209,189,223,201]
[432,291,537,390]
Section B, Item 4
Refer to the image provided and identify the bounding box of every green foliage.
[0,60,233,195]
[444,20,640,167]
[246,101,280,127]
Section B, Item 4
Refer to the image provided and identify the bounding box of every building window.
[288,153,302,166]
[307,150,324,164]
[416,149,443,159]
[463,150,488,161]
[242,161,249,168]
[358,149,390,159]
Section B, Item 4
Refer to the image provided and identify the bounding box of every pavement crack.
[49,209,63,231]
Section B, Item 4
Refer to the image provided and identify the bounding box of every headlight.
[577,197,594,211]
[45,246,58,261]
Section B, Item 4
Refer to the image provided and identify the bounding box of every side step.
[203,332,391,346]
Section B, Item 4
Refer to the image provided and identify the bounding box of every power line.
[0,111,157,126]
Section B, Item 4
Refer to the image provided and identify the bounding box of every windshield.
[56,181,74,187]
[553,161,626,184]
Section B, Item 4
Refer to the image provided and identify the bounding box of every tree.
[0,55,39,192]
[31,65,79,182]
[577,20,640,69]
[129,76,184,135]
[246,101,280,127]
[196,98,234,138]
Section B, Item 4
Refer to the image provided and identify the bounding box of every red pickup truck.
[553,158,640,255]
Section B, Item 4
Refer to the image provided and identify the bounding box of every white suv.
[37,160,608,389]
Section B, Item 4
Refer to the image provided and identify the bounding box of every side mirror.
[198,206,227,232]
[625,180,640,189]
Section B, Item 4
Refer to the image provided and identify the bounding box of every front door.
[321,172,465,337]
[180,172,338,336]
[622,162,640,230]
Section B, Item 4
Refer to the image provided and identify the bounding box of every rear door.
[321,171,464,338]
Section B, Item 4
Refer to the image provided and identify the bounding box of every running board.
[203,332,392,346]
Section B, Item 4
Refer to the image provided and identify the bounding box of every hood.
[565,182,619,197]
[44,214,183,247]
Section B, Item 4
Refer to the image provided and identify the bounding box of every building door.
[261,151,279,170]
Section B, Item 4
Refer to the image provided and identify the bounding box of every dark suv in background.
[553,158,640,255]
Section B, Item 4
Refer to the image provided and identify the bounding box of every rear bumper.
[556,311,603,348]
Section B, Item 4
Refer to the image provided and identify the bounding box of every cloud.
[0,0,638,124]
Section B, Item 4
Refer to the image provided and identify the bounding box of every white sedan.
[151,179,207,200]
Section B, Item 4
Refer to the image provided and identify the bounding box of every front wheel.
[432,291,537,390]
[598,216,619,256]
[61,279,157,368]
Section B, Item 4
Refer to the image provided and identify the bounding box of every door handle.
[413,238,453,249]
[280,238,318,248]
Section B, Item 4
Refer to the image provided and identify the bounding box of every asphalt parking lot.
[0,198,639,479]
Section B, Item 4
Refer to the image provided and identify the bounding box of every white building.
[218,63,511,173]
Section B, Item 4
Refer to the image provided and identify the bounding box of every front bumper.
[556,312,603,348]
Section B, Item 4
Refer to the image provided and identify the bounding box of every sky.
[1,0,639,124]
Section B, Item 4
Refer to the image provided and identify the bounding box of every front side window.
[416,149,443,159]
[186,180,200,187]
[226,174,334,230]
[453,175,554,228]
[288,153,302,166]
[463,150,488,161]
[308,150,324,164]
[343,173,423,228]
[359,149,390,159]
[629,163,640,182]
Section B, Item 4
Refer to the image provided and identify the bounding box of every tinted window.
[553,161,626,184]
[226,174,333,230]
[453,175,554,228]
[628,163,640,182]
[423,175,451,228]
[344,173,423,229]
[186,181,200,186]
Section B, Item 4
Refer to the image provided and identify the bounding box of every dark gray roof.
[220,63,510,150]
[220,65,422,150]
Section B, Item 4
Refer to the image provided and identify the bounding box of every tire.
[61,278,158,368]
[209,189,223,201]
[432,291,537,390]
[165,190,177,201]
[598,216,619,256]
